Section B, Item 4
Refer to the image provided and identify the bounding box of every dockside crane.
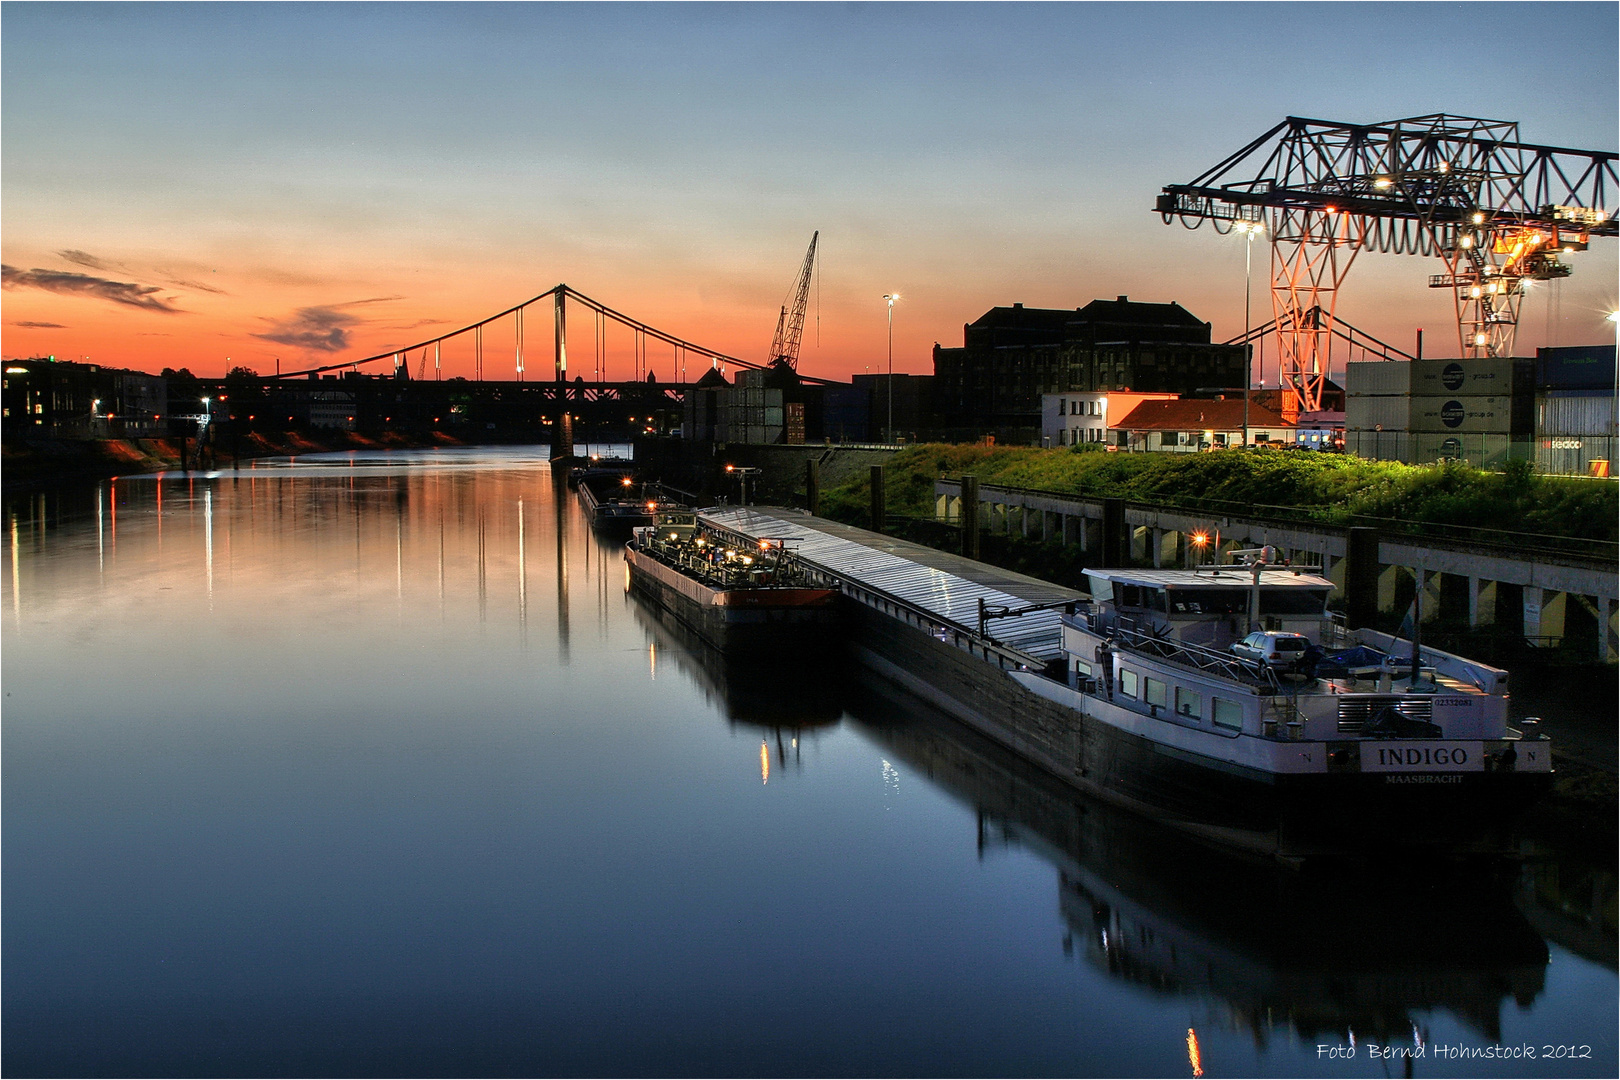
[1157,114,1616,417]
[767,231,819,371]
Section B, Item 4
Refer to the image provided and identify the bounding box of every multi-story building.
[2,357,168,438]
[933,296,1247,443]
[1040,391,1177,448]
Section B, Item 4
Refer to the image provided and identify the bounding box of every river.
[3,447,1614,1077]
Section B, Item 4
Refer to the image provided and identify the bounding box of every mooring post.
[1344,526,1379,630]
[869,465,886,533]
[961,474,980,560]
[805,459,820,516]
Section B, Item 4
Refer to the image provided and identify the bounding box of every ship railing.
[1100,614,1281,692]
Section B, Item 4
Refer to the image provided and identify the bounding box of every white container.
[1345,395,1410,431]
[1410,358,1522,396]
[1346,360,1410,395]
[1410,394,1514,434]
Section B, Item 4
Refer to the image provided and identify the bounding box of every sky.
[3,1,1617,382]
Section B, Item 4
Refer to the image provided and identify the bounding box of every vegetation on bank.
[820,444,1618,544]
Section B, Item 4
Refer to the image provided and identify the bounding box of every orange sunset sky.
[4,4,1616,384]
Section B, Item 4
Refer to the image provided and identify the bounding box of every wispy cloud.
[385,318,450,331]
[167,277,228,295]
[1,265,182,313]
[10,320,68,329]
[250,296,405,353]
[56,249,113,271]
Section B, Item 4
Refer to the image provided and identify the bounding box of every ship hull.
[844,600,1548,858]
[625,543,839,657]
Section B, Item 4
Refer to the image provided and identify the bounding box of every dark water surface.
[4,447,1615,1077]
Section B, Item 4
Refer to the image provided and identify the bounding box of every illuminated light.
[742,556,754,565]
[1459,236,1473,248]
[1607,312,1620,324]
[1438,161,1450,173]
[725,464,735,472]
[1472,211,1485,224]
[1469,287,1482,298]
[760,740,769,784]
[621,477,633,487]
[1475,333,1489,345]
[1187,1028,1204,1078]
[1374,177,1392,189]
[4,367,27,374]
[1192,532,1208,546]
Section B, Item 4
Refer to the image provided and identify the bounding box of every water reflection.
[841,683,1553,1049]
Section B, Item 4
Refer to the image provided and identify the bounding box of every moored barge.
[699,507,1552,859]
[625,511,839,656]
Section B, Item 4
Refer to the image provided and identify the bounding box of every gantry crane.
[767,231,819,371]
[1158,114,1617,417]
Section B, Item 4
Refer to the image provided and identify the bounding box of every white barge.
[699,507,1552,858]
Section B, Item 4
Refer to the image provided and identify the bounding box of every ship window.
[1175,686,1201,719]
[1120,670,1138,698]
[1074,660,1093,678]
[1213,698,1243,731]
[1144,677,1167,707]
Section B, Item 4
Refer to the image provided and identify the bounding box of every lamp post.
[1237,220,1264,449]
[883,293,899,443]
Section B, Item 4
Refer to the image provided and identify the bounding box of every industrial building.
[933,296,1247,443]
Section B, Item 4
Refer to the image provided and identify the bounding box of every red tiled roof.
[1112,398,1292,430]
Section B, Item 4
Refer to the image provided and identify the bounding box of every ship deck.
[699,506,1086,661]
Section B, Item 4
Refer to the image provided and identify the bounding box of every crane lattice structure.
[767,231,819,371]
[270,283,834,386]
[1158,114,1617,417]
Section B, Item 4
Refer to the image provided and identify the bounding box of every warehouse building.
[933,297,1246,443]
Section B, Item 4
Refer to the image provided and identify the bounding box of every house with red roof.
[1111,396,1293,452]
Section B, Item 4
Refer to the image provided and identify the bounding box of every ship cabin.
[1079,567,1334,652]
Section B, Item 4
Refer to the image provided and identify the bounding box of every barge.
[624,511,839,656]
[700,507,1552,859]
[578,473,681,533]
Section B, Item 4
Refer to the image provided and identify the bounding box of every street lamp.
[1236,220,1264,449]
[883,293,900,443]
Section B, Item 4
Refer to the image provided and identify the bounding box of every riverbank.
[2,430,469,494]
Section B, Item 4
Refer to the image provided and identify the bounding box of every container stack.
[1344,360,1411,463]
[1534,345,1617,477]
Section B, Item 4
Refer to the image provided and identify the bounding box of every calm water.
[3,447,1615,1078]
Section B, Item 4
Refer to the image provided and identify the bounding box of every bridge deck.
[699,506,1085,660]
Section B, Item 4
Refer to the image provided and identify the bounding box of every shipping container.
[1344,395,1410,431]
[1534,435,1617,476]
[1409,357,1532,396]
[1410,394,1515,434]
[1410,432,1517,469]
[1344,429,1411,463]
[1345,360,1410,395]
[1537,391,1616,436]
[1536,345,1616,391]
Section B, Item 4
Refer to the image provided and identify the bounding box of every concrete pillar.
[1344,527,1380,630]
[1102,499,1126,566]
[1062,514,1078,547]
[1600,597,1614,662]
[1522,586,1544,642]
[1152,528,1164,568]
[961,476,980,560]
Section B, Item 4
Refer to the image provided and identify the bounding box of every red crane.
[767,231,819,371]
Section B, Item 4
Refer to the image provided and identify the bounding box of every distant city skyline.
[3,2,1616,381]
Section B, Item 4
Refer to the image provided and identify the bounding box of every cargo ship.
[624,511,839,656]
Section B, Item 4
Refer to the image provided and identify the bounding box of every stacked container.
[1344,360,1412,463]
[1534,345,1617,476]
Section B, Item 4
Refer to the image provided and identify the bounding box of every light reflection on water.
[2,447,1614,1077]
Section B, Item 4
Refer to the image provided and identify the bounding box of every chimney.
[1117,295,1128,303]
[1013,302,1023,309]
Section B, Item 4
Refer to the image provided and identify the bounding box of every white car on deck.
[1229,630,1311,670]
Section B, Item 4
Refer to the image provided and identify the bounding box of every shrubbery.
[821,445,1616,543]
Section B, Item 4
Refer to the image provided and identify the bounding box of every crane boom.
[767,231,818,370]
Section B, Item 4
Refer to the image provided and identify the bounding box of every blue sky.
[3,2,1616,378]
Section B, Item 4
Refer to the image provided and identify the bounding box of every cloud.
[1,265,182,313]
[252,305,360,352]
[167,277,228,295]
[56,249,112,271]
[10,320,67,329]
[385,318,450,330]
[249,296,405,353]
